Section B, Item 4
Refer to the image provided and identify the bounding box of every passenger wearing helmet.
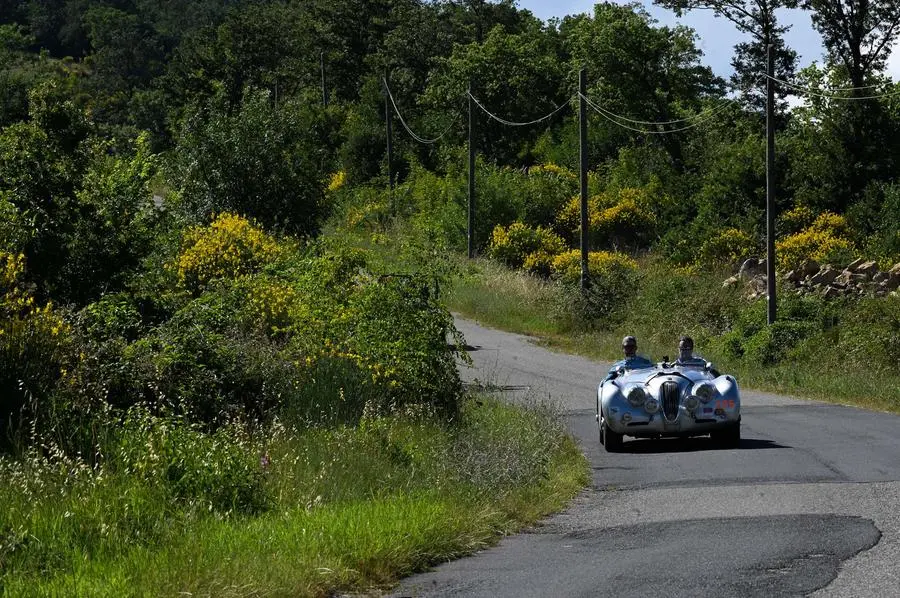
[604,336,653,381]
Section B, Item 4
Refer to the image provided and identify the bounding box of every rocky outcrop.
[724,259,900,300]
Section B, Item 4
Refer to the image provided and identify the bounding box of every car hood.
[617,366,714,386]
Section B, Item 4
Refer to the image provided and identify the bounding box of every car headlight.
[626,386,647,407]
[694,382,717,403]
[644,398,660,414]
[684,396,700,411]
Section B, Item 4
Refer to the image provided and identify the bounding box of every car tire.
[712,423,740,449]
[597,412,604,445]
[602,420,624,453]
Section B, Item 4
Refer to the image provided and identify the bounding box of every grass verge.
[448,257,900,415]
[0,398,588,597]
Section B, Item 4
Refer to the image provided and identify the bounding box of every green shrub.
[173,90,330,235]
[741,320,820,366]
[697,227,759,266]
[0,252,70,442]
[520,164,579,227]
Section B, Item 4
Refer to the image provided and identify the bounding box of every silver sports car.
[597,359,741,452]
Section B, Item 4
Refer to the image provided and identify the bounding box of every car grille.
[662,381,680,421]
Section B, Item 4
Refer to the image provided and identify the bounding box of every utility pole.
[579,68,589,291]
[766,45,777,324]
[383,70,394,208]
[468,80,476,259]
[320,52,328,107]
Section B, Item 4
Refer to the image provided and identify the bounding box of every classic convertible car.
[597,359,741,452]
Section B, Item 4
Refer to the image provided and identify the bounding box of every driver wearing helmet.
[604,335,653,381]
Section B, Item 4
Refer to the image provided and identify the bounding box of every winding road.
[392,317,900,598]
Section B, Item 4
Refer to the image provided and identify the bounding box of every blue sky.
[516,0,900,80]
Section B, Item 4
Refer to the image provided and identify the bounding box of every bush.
[556,193,606,242]
[778,204,816,237]
[741,320,820,366]
[520,164,579,227]
[174,213,287,291]
[556,186,657,249]
[697,227,759,267]
[0,252,70,440]
[592,190,657,249]
[488,222,566,268]
[776,213,856,271]
[173,90,330,235]
[550,250,638,285]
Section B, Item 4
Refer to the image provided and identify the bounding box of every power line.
[383,78,458,144]
[579,74,762,130]
[467,92,573,127]
[578,93,733,126]
[762,73,900,101]
[579,92,737,134]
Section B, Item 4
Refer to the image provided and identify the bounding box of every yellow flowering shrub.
[175,213,284,290]
[556,194,607,238]
[528,163,578,181]
[488,222,566,268]
[556,187,657,248]
[776,227,855,271]
[778,205,816,236]
[593,194,656,247]
[523,250,556,278]
[240,277,306,335]
[809,211,850,238]
[327,170,346,193]
[550,250,638,285]
[697,228,758,266]
[1,252,70,405]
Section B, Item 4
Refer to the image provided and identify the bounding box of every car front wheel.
[601,419,624,452]
[711,422,740,449]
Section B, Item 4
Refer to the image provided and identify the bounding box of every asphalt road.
[391,317,900,598]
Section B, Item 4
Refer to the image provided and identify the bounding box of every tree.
[423,21,567,165]
[804,0,900,90]
[655,0,799,114]
[562,3,723,166]
[172,89,334,236]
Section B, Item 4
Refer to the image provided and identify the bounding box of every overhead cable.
[467,92,573,126]
[761,73,900,101]
[383,78,458,144]
[578,74,762,128]
[579,92,738,134]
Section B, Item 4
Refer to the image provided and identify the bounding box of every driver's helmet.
[678,336,694,362]
[622,335,637,357]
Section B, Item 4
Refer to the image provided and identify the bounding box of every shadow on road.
[616,437,789,454]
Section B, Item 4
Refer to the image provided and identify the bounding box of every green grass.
[0,399,588,597]
[448,257,900,415]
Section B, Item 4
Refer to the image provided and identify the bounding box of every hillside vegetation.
[1,0,899,594]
